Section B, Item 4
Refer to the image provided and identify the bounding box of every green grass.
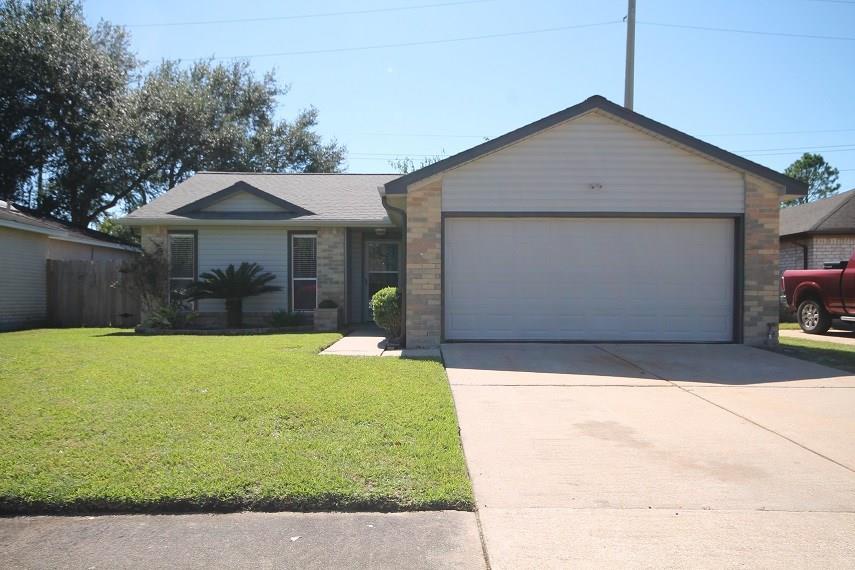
[0,329,473,515]
[778,322,800,330]
[777,335,855,373]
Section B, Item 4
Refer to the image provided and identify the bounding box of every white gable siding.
[0,227,48,330]
[204,192,285,212]
[442,111,745,213]
[196,227,288,313]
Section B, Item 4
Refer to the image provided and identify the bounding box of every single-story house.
[780,188,855,272]
[0,201,140,330]
[120,95,806,347]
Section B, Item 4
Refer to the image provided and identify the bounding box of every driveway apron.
[443,343,855,569]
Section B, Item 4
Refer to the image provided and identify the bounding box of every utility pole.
[624,0,636,110]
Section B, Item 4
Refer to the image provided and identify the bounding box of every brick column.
[316,227,346,308]
[743,178,781,346]
[405,181,442,348]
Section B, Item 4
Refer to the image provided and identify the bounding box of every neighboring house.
[780,189,855,273]
[0,201,140,331]
[120,95,806,347]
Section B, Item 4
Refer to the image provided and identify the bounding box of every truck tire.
[797,299,831,334]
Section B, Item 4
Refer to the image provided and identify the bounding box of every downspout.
[381,193,407,347]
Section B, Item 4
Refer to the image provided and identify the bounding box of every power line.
[703,127,855,137]
[736,143,855,153]
[188,20,624,60]
[742,147,855,157]
[126,0,494,28]
[638,20,855,41]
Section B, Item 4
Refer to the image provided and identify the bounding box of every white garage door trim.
[441,214,741,343]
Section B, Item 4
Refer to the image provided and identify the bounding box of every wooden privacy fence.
[47,260,140,328]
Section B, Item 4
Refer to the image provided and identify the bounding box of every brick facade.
[405,181,442,348]
[779,239,806,273]
[807,235,855,268]
[743,178,781,346]
[316,227,346,309]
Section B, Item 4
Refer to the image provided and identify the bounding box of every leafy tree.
[1,0,345,226]
[783,153,841,206]
[97,216,139,244]
[0,0,138,224]
[389,152,447,174]
[185,262,282,328]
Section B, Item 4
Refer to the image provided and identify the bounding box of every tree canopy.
[783,152,841,207]
[0,0,345,226]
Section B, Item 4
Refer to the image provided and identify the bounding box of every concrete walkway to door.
[442,343,855,569]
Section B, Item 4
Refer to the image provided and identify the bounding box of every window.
[168,232,196,304]
[291,234,317,311]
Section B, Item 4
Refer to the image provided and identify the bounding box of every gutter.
[380,189,407,347]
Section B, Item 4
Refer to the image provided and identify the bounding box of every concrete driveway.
[443,343,855,569]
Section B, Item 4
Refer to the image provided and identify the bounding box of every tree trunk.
[225,298,243,328]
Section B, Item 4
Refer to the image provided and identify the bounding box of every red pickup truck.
[782,250,855,333]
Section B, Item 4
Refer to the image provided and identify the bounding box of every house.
[0,201,140,330]
[120,95,806,346]
[780,189,855,272]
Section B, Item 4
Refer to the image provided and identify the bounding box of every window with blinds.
[168,233,196,304]
[291,235,317,311]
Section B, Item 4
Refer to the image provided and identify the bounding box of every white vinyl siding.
[0,227,48,330]
[195,227,288,313]
[204,192,285,212]
[442,111,745,214]
[444,217,735,342]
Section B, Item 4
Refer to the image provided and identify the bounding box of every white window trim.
[291,233,317,312]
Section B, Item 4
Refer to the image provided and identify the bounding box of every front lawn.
[0,329,473,514]
[777,335,855,373]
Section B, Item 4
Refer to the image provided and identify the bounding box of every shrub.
[370,286,401,339]
[270,310,304,327]
[142,302,197,330]
[318,299,338,309]
[185,262,282,328]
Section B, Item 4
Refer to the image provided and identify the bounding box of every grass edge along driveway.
[0,329,473,515]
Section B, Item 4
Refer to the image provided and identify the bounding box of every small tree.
[783,153,841,206]
[185,262,281,328]
[120,240,169,316]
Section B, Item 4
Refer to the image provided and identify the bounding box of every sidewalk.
[0,511,485,570]
[321,326,441,359]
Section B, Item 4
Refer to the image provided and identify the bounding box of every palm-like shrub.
[185,262,282,328]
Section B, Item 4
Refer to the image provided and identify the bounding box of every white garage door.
[444,217,735,342]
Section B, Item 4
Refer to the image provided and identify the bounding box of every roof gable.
[780,189,855,237]
[384,95,808,196]
[168,180,313,220]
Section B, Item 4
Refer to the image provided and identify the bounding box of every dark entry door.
[365,241,400,319]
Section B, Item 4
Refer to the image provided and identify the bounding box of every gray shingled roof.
[0,201,139,250]
[780,189,855,237]
[121,172,399,226]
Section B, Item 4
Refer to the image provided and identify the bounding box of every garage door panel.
[444,218,734,342]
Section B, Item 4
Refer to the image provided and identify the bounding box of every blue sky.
[84,0,855,189]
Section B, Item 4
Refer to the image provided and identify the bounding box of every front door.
[365,241,400,320]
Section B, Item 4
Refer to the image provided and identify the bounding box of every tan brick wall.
[808,235,855,268]
[405,180,442,348]
[140,225,167,255]
[744,178,781,346]
[317,227,346,308]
